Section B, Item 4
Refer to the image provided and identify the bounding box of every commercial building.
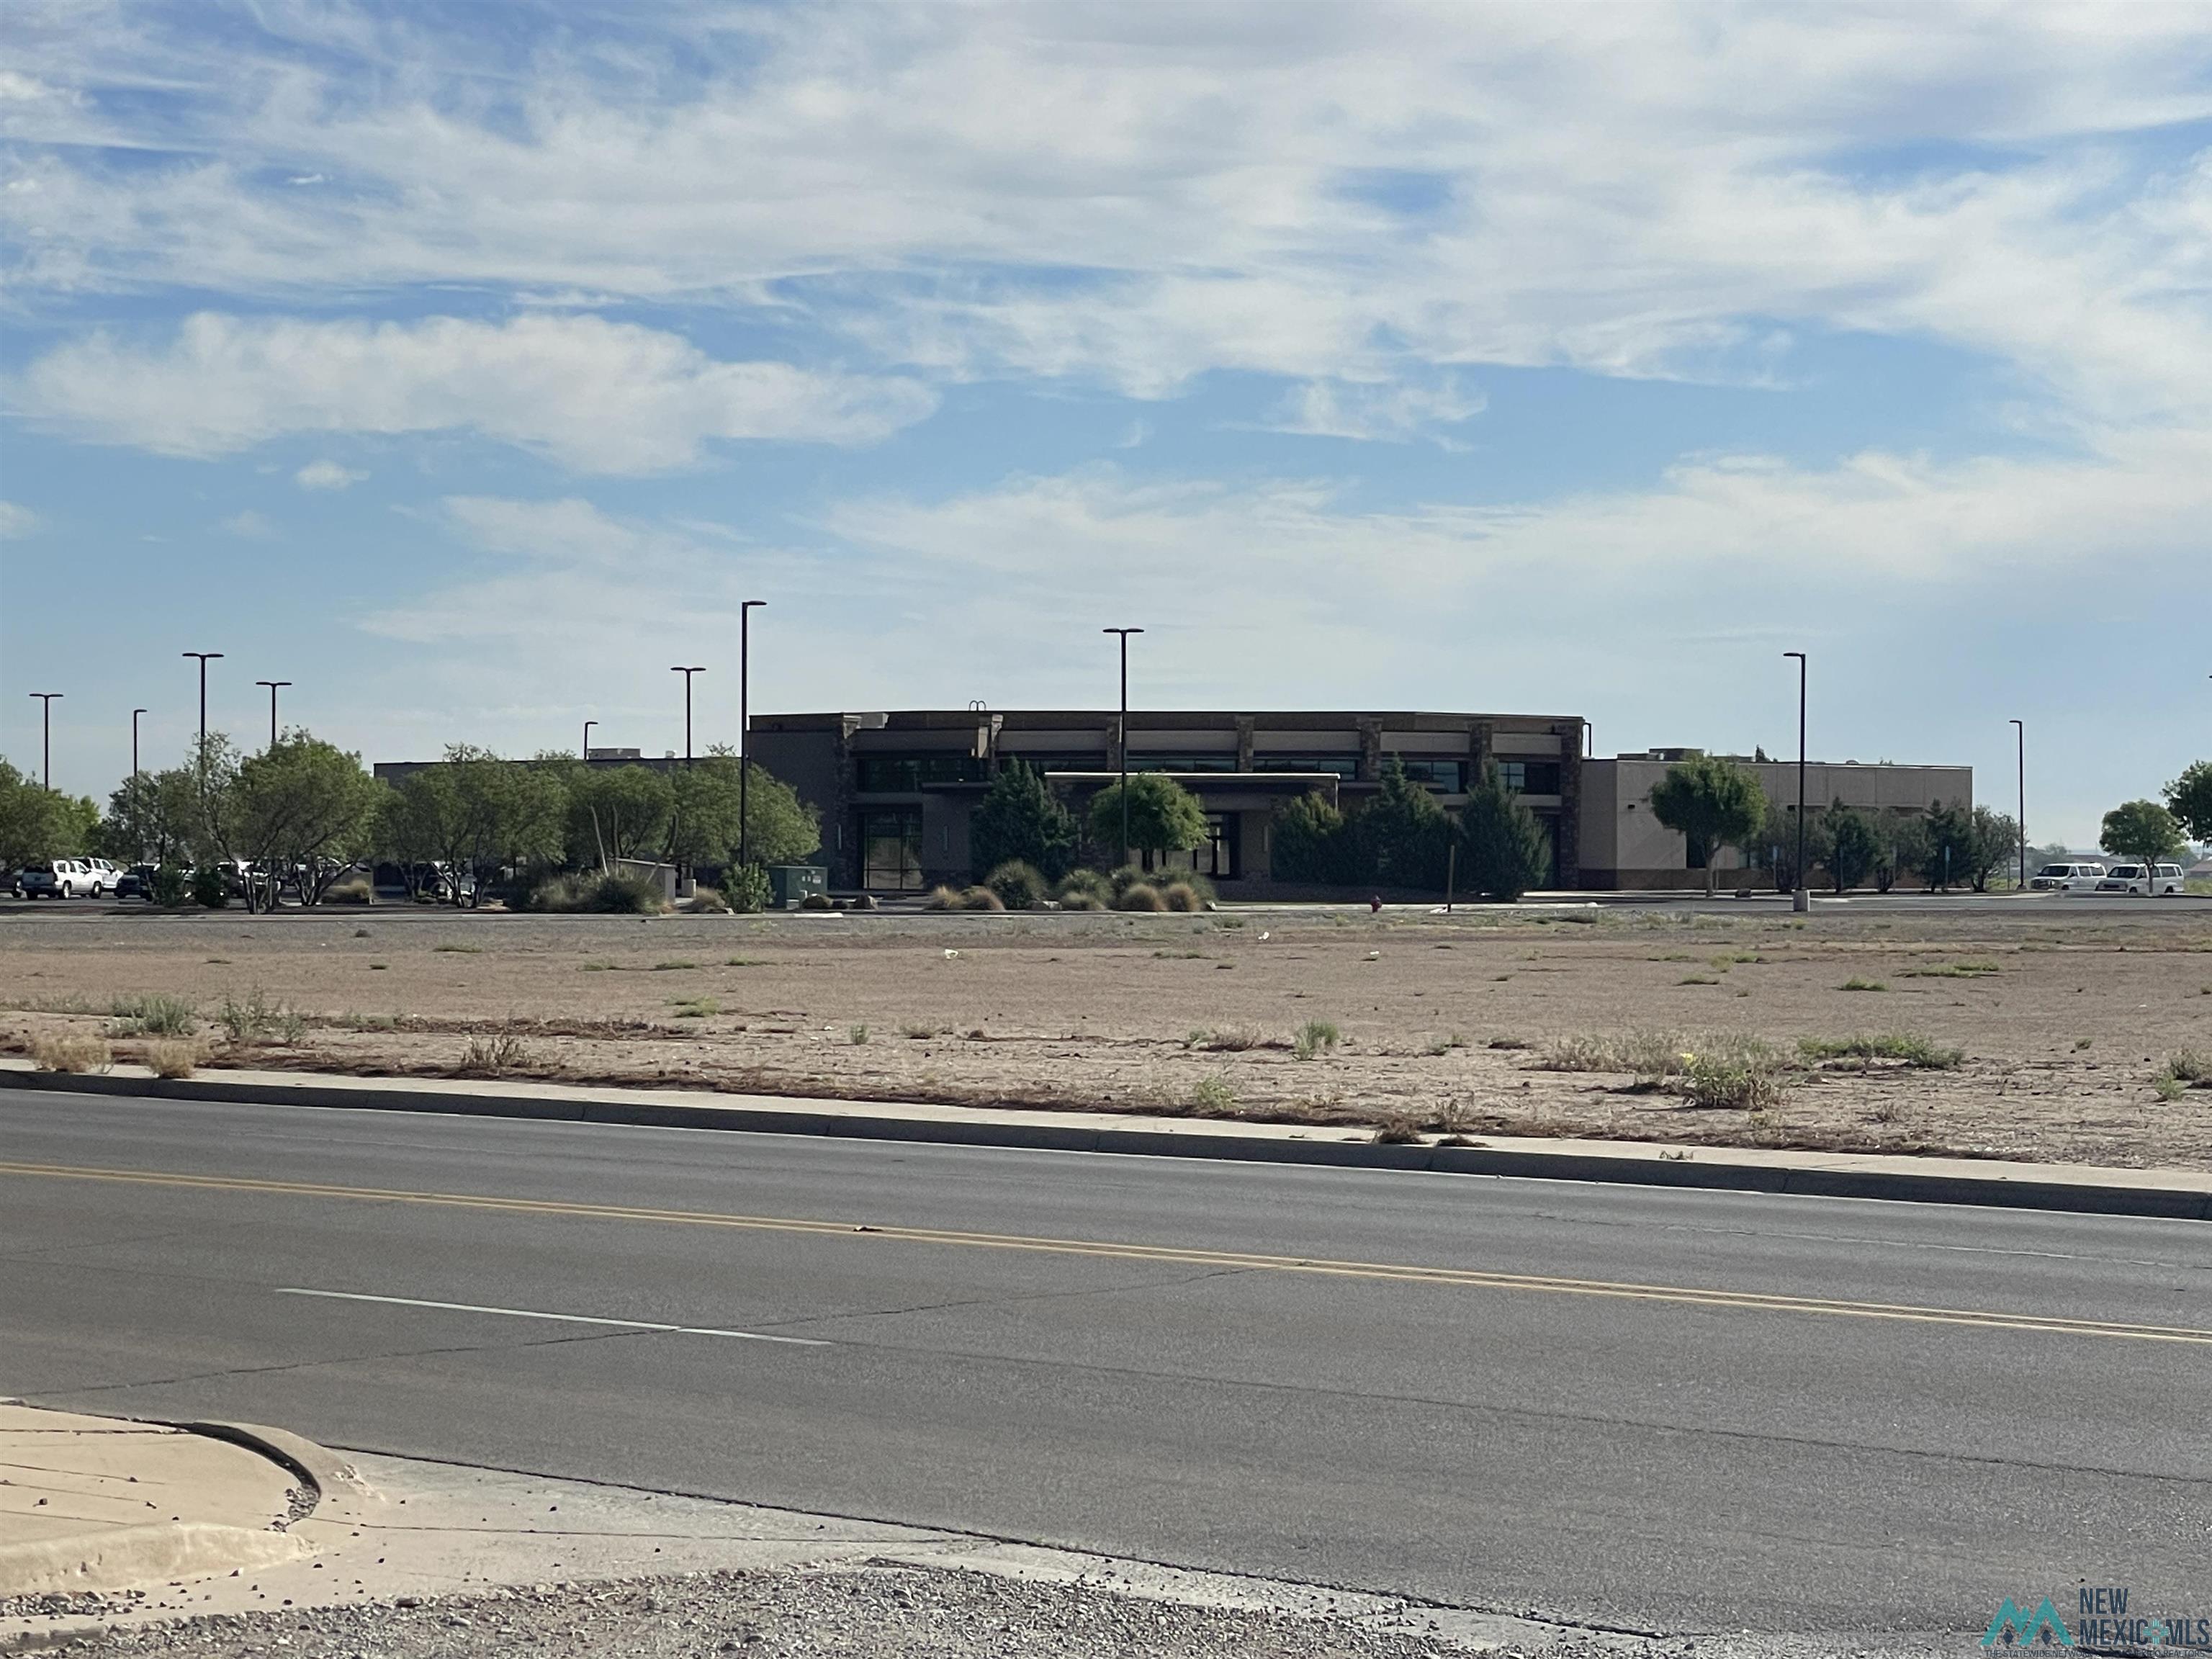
[1578,750,1973,889]
[747,708,1586,893]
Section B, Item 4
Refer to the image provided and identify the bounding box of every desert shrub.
[459,1033,533,1074]
[985,860,1048,910]
[1161,881,1203,912]
[190,866,228,908]
[145,1040,198,1079]
[925,885,963,910]
[31,1033,110,1074]
[1797,1032,1964,1070]
[1292,1019,1341,1061]
[1115,881,1167,912]
[324,876,372,904]
[112,994,197,1037]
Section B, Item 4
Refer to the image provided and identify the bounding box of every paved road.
[3,1091,2207,1640]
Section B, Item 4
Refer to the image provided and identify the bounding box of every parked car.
[2030,862,2105,892]
[20,859,96,898]
[2095,863,2187,896]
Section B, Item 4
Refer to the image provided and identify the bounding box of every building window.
[1496,760,1561,795]
[1128,753,1239,773]
[1251,755,1361,778]
[1388,756,1466,792]
[858,809,925,890]
[854,753,986,791]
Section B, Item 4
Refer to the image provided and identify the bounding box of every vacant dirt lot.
[4,900,2210,1169]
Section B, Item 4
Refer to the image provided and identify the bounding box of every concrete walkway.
[0,1406,310,1601]
[4,1057,2208,1218]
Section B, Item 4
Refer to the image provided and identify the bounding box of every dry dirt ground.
[4,901,2210,1170]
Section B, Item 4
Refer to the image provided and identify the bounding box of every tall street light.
[182,652,223,757]
[738,601,765,871]
[28,693,61,790]
[1783,652,1807,914]
[256,680,291,750]
[1103,627,1144,867]
[2010,718,2026,891]
[671,666,705,765]
[582,719,596,763]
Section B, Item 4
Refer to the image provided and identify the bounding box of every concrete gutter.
[3,1058,2207,1220]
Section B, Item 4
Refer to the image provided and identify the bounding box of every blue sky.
[3,1,2209,843]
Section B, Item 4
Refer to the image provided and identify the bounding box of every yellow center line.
[3,1159,2206,1345]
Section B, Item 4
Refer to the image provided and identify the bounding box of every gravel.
[42,1565,1520,1658]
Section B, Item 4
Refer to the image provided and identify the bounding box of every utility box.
[769,865,828,908]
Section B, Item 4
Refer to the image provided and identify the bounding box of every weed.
[432,943,484,955]
[849,1024,870,1046]
[111,994,198,1037]
[1292,1019,1341,1061]
[1191,1074,1239,1116]
[1838,978,1888,993]
[30,1033,110,1074]
[144,1040,198,1080]
[458,1033,533,1074]
[1798,1032,1964,1070]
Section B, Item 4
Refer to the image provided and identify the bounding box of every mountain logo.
[1982,1599,2075,1647]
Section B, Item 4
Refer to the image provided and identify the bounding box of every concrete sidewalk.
[0,1406,312,1602]
[4,1056,2208,1219]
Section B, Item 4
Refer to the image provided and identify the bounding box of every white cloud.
[295,458,366,490]
[18,313,938,473]
[0,500,37,538]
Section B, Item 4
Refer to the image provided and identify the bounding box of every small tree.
[1457,763,1550,901]
[1088,773,1208,867]
[970,760,1076,881]
[1270,791,1359,884]
[1647,755,1766,895]
[1355,757,1451,890]
[1812,803,1882,894]
[2100,799,2185,871]
[2165,760,2212,844]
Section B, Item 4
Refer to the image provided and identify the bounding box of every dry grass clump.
[32,1033,111,1074]
[145,1040,199,1079]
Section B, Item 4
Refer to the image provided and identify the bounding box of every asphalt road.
[3,1091,2207,1640]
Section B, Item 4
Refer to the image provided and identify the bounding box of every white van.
[2095,863,2186,896]
[2030,862,2104,892]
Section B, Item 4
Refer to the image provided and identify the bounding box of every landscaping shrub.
[32,1033,110,1074]
[1114,881,1167,912]
[985,860,1048,910]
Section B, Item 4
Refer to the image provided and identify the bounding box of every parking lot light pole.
[2011,719,2026,891]
[671,667,705,766]
[1103,628,1143,866]
[738,601,765,871]
[256,680,290,750]
[582,720,596,763]
[29,693,60,790]
[1784,652,1807,914]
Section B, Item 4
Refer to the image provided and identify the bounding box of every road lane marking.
[274,1287,830,1345]
[4,1159,2207,1346]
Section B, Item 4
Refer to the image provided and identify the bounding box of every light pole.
[2010,719,2026,891]
[182,652,223,760]
[1103,627,1144,866]
[256,680,290,750]
[28,693,61,790]
[1783,651,1807,913]
[671,666,705,766]
[738,601,765,871]
[582,719,596,763]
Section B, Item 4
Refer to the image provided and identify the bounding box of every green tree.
[2100,799,2185,870]
[1088,773,1208,866]
[1810,803,1881,894]
[970,760,1076,881]
[228,733,386,909]
[2165,760,2212,843]
[1647,755,1766,896]
[568,764,674,870]
[1355,757,1452,890]
[1457,763,1550,901]
[1269,791,1358,884]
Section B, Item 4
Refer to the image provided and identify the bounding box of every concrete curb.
[3,1064,2207,1221]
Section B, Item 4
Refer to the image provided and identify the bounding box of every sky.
[2,1,2209,845]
